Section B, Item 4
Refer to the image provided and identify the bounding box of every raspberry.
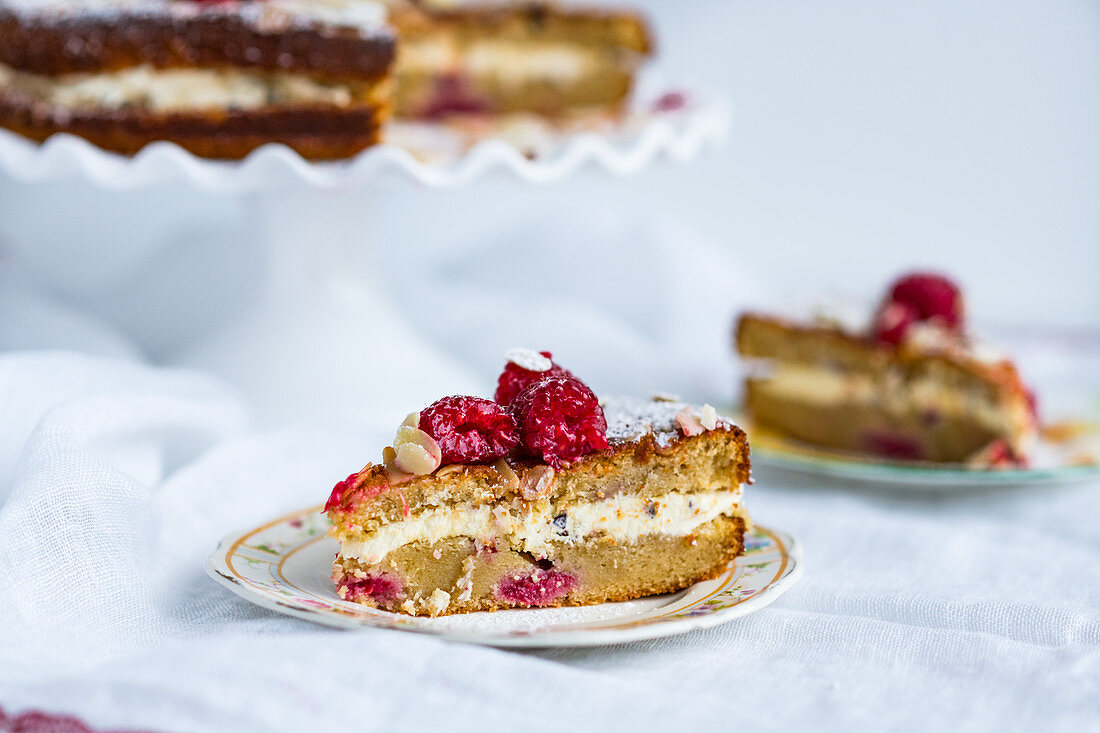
[496,568,576,606]
[653,91,688,112]
[418,396,519,465]
[494,350,574,405]
[512,376,609,469]
[324,472,360,513]
[422,75,488,119]
[1024,387,1040,422]
[973,439,1026,469]
[886,272,964,329]
[872,299,921,345]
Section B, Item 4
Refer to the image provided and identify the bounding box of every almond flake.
[393,425,442,473]
[395,442,440,475]
[504,347,552,372]
[427,589,451,617]
[675,407,705,437]
[491,458,520,492]
[520,465,555,500]
[700,404,718,431]
[435,464,465,477]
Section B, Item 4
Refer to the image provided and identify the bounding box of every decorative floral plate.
[205,506,801,648]
[743,415,1100,489]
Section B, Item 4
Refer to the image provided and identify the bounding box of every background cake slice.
[384,0,652,118]
[325,350,750,617]
[0,0,396,158]
[735,273,1038,465]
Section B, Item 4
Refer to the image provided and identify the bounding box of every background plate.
[205,505,802,648]
[742,416,1100,489]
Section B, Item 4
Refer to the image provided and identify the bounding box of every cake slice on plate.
[384,0,652,119]
[0,0,396,158]
[325,349,751,616]
[735,272,1038,466]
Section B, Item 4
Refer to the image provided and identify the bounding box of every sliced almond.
[395,442,440,475]
[392,425,442,476]
[675,407,705,437]
[401,411,421,428]
[505,347,552,372]
[491,458,520,492]
[699,404,718,431]
[383,462,415,485]
[382,445,397,464]
[427,588,451,617]
[435,463,465,478]
[520,465,555,500]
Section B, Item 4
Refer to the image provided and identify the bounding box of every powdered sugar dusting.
[601,396,733,448]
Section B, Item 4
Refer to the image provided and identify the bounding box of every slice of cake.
[735,272,1038,466]
[0,0,396,158]
[325,349,751,616]
[384,0,652,119]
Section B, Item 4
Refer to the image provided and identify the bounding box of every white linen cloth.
[2,269,1099,732]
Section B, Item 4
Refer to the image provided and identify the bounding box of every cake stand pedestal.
[177,186,483,424]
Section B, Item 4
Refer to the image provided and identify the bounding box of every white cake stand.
[0,84,730,424]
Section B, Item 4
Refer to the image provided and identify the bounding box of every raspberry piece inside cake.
[496,568,577,607]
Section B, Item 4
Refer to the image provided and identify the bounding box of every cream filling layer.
[338,488,743,565]
[397,39,609,86]
[753,363,1030,437]
[0,63,357,112]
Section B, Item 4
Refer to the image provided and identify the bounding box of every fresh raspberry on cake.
[419,396,519,465]
[512,375,609,469]
[876,272,965,340]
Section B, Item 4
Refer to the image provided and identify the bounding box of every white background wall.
[379,0,1100,329]
[640,0,1100,329]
